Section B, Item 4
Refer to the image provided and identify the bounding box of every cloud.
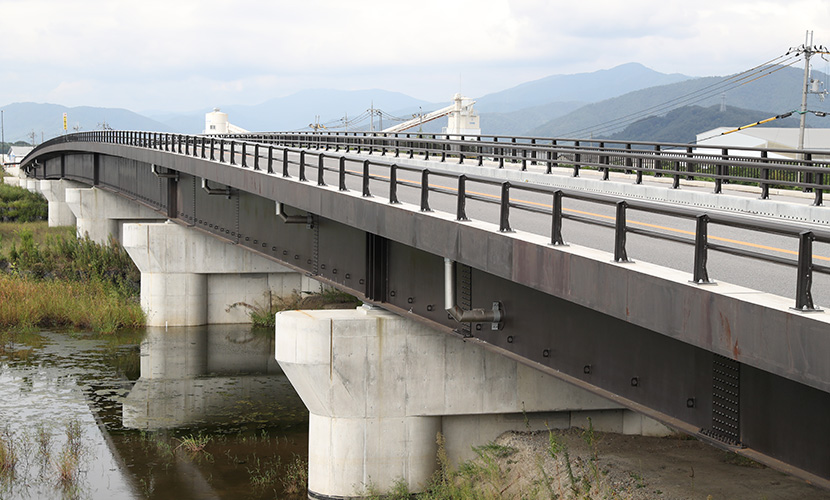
[0,0,828,111]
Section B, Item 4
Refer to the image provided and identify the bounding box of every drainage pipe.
[276,202,313,225]
[444,258,503,328]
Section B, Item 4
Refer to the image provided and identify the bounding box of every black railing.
[214,131,830,206]
[23,130,830,311]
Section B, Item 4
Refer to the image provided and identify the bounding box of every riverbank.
[0,218,144,333]
[417,428,830,500]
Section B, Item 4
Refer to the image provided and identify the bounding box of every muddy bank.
[481,429,830,499]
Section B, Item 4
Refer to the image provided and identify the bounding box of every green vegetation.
[0,183,48,222]
[228,288,362,328]
[0,199,144,333]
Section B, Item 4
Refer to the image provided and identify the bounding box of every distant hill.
[605,105,801,143]
[475,62,692,114]
[528,66,829,139]
[0,103,174,143]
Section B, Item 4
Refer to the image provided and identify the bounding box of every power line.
[562,53,799,138]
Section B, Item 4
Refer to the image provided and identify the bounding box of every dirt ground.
[489,429,830,500]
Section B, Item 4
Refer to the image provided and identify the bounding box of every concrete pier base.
[124,221,310,326]
[276,307,670,498]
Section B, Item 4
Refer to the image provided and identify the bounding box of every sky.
[1,0,829,115]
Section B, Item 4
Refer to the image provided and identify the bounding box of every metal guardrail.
[224,131,830,206]
[25,130,830,311]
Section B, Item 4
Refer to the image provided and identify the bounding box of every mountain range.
[2,62,827,144]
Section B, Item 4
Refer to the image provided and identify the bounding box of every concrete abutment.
[276,307,670,499]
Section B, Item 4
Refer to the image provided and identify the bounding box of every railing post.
[499,182,512,232]
[317,154,326,186]
[613,201,630,263]
[477,136,484,166]
[551,190,565,246]
[803,152,814,193]
[760,150,770,200]
[496,138,504,168]
[283,148,290,177]
[230,141,236,165]
[420,170,431,211]
[220,140,225,163]
[530,138,537,165]
[389,164,399,204]
[635,157,643,184]
[299,150,307,181]
[672,160,681,189]
[573,140,581,177]
[362,160,371,197]
[715,148,726,194]
[456,175,468,221]
[692,214,712,284]
[600,142,608,180]
[625,144,633,174]
[267,146,274,174]
[794,231,818,311]
[210,138,215,160]
[339,157,347,191]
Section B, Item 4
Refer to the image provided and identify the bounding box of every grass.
[0,183,47,222]
[0,223,144,333]
[228,288,362,328]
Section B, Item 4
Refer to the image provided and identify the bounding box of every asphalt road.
[256,149,830,309]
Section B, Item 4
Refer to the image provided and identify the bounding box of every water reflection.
[124,326,305,429]
[0,326,309,500]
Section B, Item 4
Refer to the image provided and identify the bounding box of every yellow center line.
[346,168,830,262]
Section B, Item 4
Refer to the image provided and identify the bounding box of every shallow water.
[0,326,309,499]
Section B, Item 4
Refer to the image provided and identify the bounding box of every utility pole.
[795,31,829,153]
[1,110,5,161]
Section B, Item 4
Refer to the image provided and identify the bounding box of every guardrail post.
[521,146,527,171]
[317,154,326,186]
[685,145,695,180]
[210,138,215,160]
[389,164,399,203]
[600,143,608,180]
[477,137,484,166]
[441,142,446,162]
[794,231,818,311]
[624,144,633,174]
[495,138,504,168]
[672,160,681,189]
[803,153,814,193]
[613,201,630,263]
[814,169,824,206]
[456,175,468,221]
[267,146,274,173]
[283,149,290,177]
[653,145,662,177]
[339,157,347,191]
[551,190,565,246]
[692,214,712,284]
[184,135,189,155]
[231,142,238,165]
[299,150,307,181]
[635,157,643,184]
[420,170,432,211]
[242,143,248,167]
[362,160,371,197]
[760,150,770,200]
[715,148,726,194]
[220,140,226,163]
[573,140,581,177]
[499,182,512,232]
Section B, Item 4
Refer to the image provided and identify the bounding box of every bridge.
[15,130,830,496]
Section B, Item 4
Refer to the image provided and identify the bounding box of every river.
[0,326,309,499]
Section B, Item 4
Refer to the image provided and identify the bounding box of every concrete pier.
[65,187,166,243]
[39,179,86,227]
[276,306,669,498]
[123,221,313,326]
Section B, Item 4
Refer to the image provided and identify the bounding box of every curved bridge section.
[20,131,830,488]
